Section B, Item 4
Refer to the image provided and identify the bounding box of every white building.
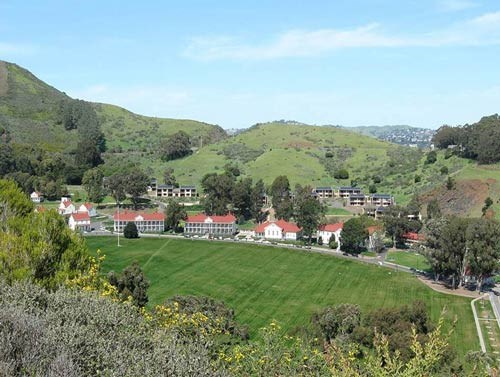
[58,198,76,216]
[78,203,97,217]
[113,211,165,233]
[317,222,343,249]
[254,220,302,241]
[184,213,237,235]
[30,191,44,203]
[68,212,91,232]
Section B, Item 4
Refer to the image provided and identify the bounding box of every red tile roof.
[71,212,90,221]
[367,225,383,235]
[402,232,425,241]
[63,200,73,208]
[186,213,236,224]
[82,202,93,210]
[255,219,301,233]
[113,210,165,221]
[318,222,343,232]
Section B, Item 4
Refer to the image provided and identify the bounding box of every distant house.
[149,181,197,198]
[68,212,91,232]
[178,185,197,197]
[113,211,165,233]
[317,222,343,249]
[349,193,366,206]
[78,203,97,217]
[58,198,76,216]
[368,194,394,207]
[338,187,362,198]
[184,213,237,236]
[254,219,302,241]
[313,186,334,199]
[30,191,44,203]
[156,184,175,197]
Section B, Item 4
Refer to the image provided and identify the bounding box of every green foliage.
[294,185,325,242]
[0,280,219,377]
[221,143,264,163]
[334,168,349,179]
[414,175,421,183]
[123,222,139,239]
[201,172,235,215]
[162,167,178,186]
[482,197,493,216]
[369,184,377,193]
[124,169,148,209]
[446,176,456,190]
[312,304,361,342]
[425,151,437,165]
[383,206,422,248]
[165,200,187,231]
[82,167,104,203]
[108,261,149,306]
[159,130,192,161]
[440,166,449,175]
[329,237,338,249]
[340,218,369,254]
[427,199,441,219]
[270,175,293,220]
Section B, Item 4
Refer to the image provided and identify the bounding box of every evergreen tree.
[123,222,139,239]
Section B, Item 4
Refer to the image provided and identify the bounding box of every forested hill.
[0,60,226,152]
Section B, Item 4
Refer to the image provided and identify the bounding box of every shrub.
[333,169,349,180]
[425,151,437,164]
[123,222,139,238]
[414,175,421,183]
[440,166,449,175]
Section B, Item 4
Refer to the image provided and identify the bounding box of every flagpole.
[117,201,121,247]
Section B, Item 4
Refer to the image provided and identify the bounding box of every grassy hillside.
[150,121,468,204]
[86,236,478,357]
[0,60,226,153]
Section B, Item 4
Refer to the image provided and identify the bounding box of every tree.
[294,185,324,244]
[446,176,455,190]
[162,167,178,186]
[368,184,377,194]
[340,218,368,254]
[108,261,149,307]
[250,179,266,223]
[440,166,449,175]
[317,236,323,246]
[106,173,127,204]
[312,304,361,342]
[383,206,420,248]
[232,178,253,220]
[440,216,469,288]
[201,172,235,215]
[159,131,191,161]
[270,176,293,221]
[425,151,437,164]
[369,231,385,253]
[123,222,139,239]
[426,199,441,219]
[165,200,187,232]
[124,170,148,210]
[466,218,500,291]
[82,167,104,203]
[333,169,349,179]
[482,197,493,216]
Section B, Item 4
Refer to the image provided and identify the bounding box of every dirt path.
[417,275,480,298]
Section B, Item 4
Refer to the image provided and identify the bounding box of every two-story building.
[78,203,97,217]
[30,191,44,203]
[313,186,334,199]
[113,211,165,233]
[68,212,91,232]
[368,194,394,207]
[349,193,367,206]
[184,213,237,236]
[254,219,302,241]
[317,222,343,248]
[58,197,76,216]
[338,186,362,198]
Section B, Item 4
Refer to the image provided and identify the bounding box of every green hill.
[0,60,226,153]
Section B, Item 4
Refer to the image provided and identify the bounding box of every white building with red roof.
[78,202,97,217]
[113,211,165,233]
[254,219,302,241]
[30,191,44,203]
[184,213,237,236]
[58,198,76,215]
[68,212,91,232]
[317,222,343,247]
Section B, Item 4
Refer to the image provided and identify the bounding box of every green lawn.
[325,207,352,216]
[386,250,431,272]
[85,236,477,356]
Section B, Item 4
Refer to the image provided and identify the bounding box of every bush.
[123,222,139,238]
[369,184,377,194]
[440,166,449,175]
[333,169,349,179]
[414,175,421,183]
[425,151,437,165]
[318,236,323,246]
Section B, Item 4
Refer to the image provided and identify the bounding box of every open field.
[386,250,431,272]
[85,236,478,356]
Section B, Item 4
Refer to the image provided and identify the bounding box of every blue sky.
[1,0,499,129]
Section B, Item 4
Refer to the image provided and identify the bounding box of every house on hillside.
[184,213,237,236]
[58,198,76,216]
[148,181,198,198]
[30,191,44,203]
[348,193,367,206]
[178,185,197,197]
[156,184,175,197]
[313,186,334,199]
[317,222,343,248]
[254,219,302,241]
[338,186,362,198]
[78,203,97,217]
[69,212,91,232]
[113,211,165,233]
[368,193,394,207]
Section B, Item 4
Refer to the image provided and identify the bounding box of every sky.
[1,0,500,129]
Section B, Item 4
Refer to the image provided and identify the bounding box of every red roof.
[82,202,93,210]
[367,225,383,235]
[113,210,165,221]
[318,222,343,232]
[63,200,73,208]
[255,219,301,233]
[71,212,90,221]
[186,213,236,224]
[402,232,425,241]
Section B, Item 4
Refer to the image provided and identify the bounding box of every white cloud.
[184,11,500,60]
[436,0,478,12]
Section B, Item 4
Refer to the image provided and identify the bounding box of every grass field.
[386,250,431,272]
[85,236,478,356]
